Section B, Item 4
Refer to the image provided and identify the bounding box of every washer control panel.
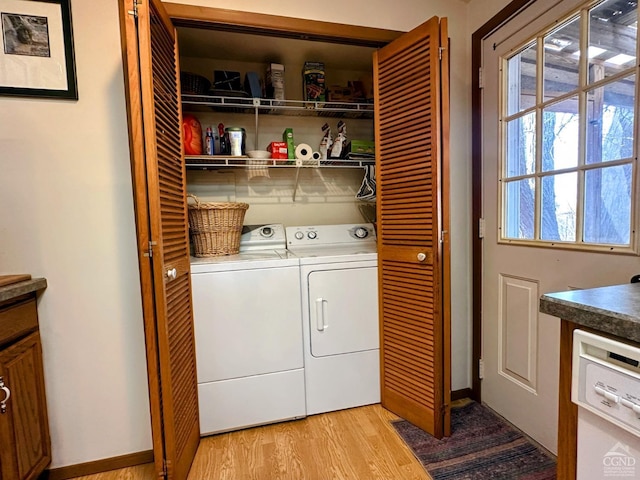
[239,224,287,251]
[286,224,376,247]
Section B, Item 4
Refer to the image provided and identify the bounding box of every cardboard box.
[282,128,295,160]
[302,62,325,102]
[349,140,375,154]
[328,85,353,102]
[268,141,288,160]
[266,63,285,103]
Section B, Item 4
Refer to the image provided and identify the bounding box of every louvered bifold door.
[374,16,450,438]
[120,0,200,479]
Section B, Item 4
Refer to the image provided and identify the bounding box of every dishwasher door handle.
[315,298,327,331]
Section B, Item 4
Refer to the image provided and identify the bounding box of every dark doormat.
[392,401,557,479]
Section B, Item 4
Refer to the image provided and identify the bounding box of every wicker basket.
[180,72,211,95]
[187,195,249,257]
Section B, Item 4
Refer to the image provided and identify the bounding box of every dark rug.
[392,401,557,480]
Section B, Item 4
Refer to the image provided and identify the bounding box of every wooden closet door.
[119,0,199,478]
[374,16,451,438]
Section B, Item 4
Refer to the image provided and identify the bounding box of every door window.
[500,0,638,251]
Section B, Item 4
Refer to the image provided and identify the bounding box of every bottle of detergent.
[218,123,228,155]
[205,127,215,155]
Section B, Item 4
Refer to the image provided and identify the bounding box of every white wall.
[469,0,520,34]
[0,0,511,469]
[0,0,150,468]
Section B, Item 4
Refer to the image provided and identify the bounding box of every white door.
[481,0,639,453]
[308,266,379,357]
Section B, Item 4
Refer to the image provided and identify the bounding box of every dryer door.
[308,266,379,357]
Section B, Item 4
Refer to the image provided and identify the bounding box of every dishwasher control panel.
[573,330,640,438]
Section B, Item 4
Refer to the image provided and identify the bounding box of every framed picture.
[0,0,77,99]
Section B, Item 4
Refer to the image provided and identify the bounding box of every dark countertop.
[540,283,640,343]
[0,278,47,303]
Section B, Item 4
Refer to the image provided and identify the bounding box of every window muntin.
[544,16,581,101]
[584,164,633,243]
[586,75,636,164]
[542,97,580,171]
[507,42,537,115]
[589,1,638,82]
[506,112,536,177]
[501,0,637,250]
[504,178,536,239]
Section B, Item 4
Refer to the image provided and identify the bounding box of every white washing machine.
[190,224,306,435]
[286,223,380,415]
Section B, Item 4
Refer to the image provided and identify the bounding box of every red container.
[268,141,288,160]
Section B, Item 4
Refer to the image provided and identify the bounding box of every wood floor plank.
[69,404,431,480]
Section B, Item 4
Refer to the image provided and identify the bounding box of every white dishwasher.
[572,330,640,479]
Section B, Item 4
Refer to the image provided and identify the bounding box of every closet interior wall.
[177,27,378,227]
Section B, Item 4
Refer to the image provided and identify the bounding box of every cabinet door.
[374,16,451,438]
[120,0,200,479]
[0,332,51,480]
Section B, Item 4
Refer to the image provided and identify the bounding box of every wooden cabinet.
[0,296,51,480]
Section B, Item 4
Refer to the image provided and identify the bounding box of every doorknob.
[417,252,427,262]
[166,268,177,280]
[0,377,10,414]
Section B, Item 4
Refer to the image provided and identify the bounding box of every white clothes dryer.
[286,224,380,415]
[191,224,305,435]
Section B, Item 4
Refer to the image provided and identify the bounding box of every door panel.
[498,275,538,390]
[191,267,303,382]
[374,16,450,438]
[308,267,379,357]
[481,0,639,454]
[119,0,199,478]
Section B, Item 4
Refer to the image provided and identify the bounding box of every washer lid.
[190,249,298,273]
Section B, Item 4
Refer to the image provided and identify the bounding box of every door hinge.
[440,229,448,244]
[478,218,486,239]
[144,240,157,258]
[479,358,485,380]
[128,0,140,18]
[478,67,484,89]
[158,459,168,479]
[439,46,445,60]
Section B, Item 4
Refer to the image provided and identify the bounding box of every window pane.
[589,0,638,82]
[544,17,580,101]
[507,42,537,115]
[586,75,636,164]
[584,165,632,244]
[541,173,577,241]
[542,97,579,171]
[504,178,535,239]
[506,112,536,177]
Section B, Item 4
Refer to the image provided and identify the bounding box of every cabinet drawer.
[0,300,38,347]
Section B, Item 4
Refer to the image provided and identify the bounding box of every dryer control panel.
[286,223,376,248]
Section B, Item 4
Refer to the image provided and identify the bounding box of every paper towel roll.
[295,143,313,161]
[312,151,322,160]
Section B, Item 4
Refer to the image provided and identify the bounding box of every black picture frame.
[0,0,77,99]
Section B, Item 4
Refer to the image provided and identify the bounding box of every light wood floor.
[70,404,431,480]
